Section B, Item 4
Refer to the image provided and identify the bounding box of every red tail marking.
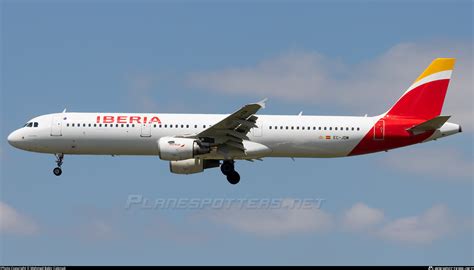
[387,79,450,120]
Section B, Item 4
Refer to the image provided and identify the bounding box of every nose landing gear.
[221,160,240,185]
[53,153,64,176]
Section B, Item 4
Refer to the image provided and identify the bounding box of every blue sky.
[1,0,473,265]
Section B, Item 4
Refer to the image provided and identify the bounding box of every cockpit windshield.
[23,122,38,128]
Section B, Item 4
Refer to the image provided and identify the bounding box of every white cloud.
[189,41,472,131]
[202,199,470,245]
[376,204,456,245]
[381,147,473,180]
[342,202,384,231]
[0,201,38,235]
[205,198,332,236]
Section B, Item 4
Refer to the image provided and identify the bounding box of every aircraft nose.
[7,130,23,148]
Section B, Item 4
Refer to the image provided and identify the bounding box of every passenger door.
[373,120,384,140]
[51,116,63,136]
[140,122,152,137]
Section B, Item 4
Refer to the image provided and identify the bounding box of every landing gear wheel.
[226,171,240,185]
[53,167,62,176]
[220,161,235,175]
[53,153,64,176]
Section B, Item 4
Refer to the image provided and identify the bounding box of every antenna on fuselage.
[298,111,303,116]
[62,108,67,113]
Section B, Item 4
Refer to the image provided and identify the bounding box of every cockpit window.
[26,122,33,127]
[34,122,39,127]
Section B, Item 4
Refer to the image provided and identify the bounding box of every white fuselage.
[7,112,459,159]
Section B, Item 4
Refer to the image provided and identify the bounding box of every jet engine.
[158,137,211,161]
[169,159,220,174]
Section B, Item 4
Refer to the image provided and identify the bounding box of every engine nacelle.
[158,137,210,161]
[170,159,220,175]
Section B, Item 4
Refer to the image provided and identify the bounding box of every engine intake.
[158,137,211,161]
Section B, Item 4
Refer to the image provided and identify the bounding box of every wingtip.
[257,98,268,109]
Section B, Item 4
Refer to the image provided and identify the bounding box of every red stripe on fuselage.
[349,117,434,156]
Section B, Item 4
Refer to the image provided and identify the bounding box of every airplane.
[7,58,462,185]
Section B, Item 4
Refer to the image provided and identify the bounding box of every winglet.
[257,98,268,109]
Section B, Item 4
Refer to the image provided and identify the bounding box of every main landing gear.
[53,153,64,176]
[221,160,240,185]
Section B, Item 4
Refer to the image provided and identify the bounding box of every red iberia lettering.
[129,116,141,124]
[103,116,114,123]
[96,115,160,124]
[149,116,161,124]
[117,116,127,124]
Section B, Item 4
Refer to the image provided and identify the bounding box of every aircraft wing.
[189,98,267,154]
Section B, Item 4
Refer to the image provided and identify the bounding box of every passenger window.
[127,124,129,127]
[286,126,288,130]
[301,127,304,130]
[335,127,338,130]
[269,126,272,130]
[132,124,135,127]
[357,127,360,131]
[122,124,125,127]
[186,125,189,128]
[153,124,156,128]
[329,127,332,130]
[83,124,86,127]
[319,127,322,130]
[175,125,178,128]
[34,122,38,127]
[67,123,70,127]
[194,125,197,128]
[324,127,326,130]
[88,124,91,127]
[116,124,119,127]
[99,124,102,127]
[72,123,75,127]
[297,127,299,130]
[181,125,184,128]
[94,124,97,127]
[164,124,167,128]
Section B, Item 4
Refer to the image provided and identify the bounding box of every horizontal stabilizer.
[407,115,450,135]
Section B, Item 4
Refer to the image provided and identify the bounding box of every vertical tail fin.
[385,58,456,120]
